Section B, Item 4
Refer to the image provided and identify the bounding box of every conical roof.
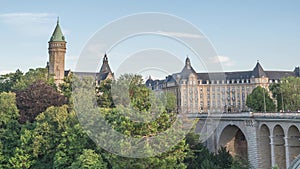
[49,18,65,42]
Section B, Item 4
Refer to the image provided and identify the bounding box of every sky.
[0,0,300,79]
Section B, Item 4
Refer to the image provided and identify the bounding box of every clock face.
[262,78,267,83]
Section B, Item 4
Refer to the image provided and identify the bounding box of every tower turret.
[48,18,66,86]
[98,53,114,82]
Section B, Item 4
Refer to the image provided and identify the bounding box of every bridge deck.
[187,112,300,121]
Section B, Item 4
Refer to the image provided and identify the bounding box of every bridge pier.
[245,123,259,169]
[270,136,276,168]
[285,137,290,168]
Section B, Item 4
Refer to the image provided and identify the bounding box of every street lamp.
[262,86,266,113]
[281,87,284,112]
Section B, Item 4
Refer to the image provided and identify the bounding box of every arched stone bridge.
[193,112,300,169]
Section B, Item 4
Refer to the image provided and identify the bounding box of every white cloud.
[0,13,70,36]
[0,13,55,25]
[210,55,235,67]
[156,31,203,39]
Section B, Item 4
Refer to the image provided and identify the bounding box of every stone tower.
[48,18,66,86]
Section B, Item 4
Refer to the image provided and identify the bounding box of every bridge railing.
[187,112,300,119]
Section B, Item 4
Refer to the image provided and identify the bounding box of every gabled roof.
[49,18,66,42]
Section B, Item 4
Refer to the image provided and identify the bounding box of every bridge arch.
[287,125,300,166]
[218,125,248,160]
[259,124,271,169]
[273,124,286,169]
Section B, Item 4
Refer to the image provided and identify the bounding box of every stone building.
[48,19,66,86]
[48,19,298,112]
[146,57,300,113]
[47,19,114,85]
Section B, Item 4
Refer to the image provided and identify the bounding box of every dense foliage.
[16,80,66,123]
[0,68,55,93]
[0,70,250,168]
[246,86,276,112]
[270,76,300,112]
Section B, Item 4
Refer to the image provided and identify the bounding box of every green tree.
[70,149,107,169]
[0,69,23,92]
[59,73,74,103]
[183,132,250,169]
[159,92,177,113]
[0,92,21,167]
[23,105,102,168]
[111,74,151,111]
[29,106,80,168]
[0,142,5,167]
[184,132,214,169]
[230,156,251,169]
[72,74,188,168]
[269,83,283,111]
[9,129,35,169]
[98,106,188,168]
[215,147,233,169]
[12,68,56,91]
[0,92,19,126]
[280,76,300,111]
[246,86,275,112]
[0,68,56,92]
[96,79,114,108]
[53,121,96,168]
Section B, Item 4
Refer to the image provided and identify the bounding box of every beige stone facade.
[146,57,299,113]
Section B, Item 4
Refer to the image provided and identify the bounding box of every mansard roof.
[265,71,295,80]
[195,70,297,81]
[172,60,298,82]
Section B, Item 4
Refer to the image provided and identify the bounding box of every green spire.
[49,17,66,42]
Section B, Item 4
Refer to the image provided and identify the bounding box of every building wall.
[164,76,271,113]
[48,41,66,85]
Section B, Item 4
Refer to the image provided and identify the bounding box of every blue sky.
[1,0,300,77]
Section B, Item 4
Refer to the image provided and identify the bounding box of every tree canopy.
[0,68,57,94]
[0,70,249,168]
[16,80,66,123]
[0,69,23,93]
[246,86,275,112]
[269,76,300,112]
